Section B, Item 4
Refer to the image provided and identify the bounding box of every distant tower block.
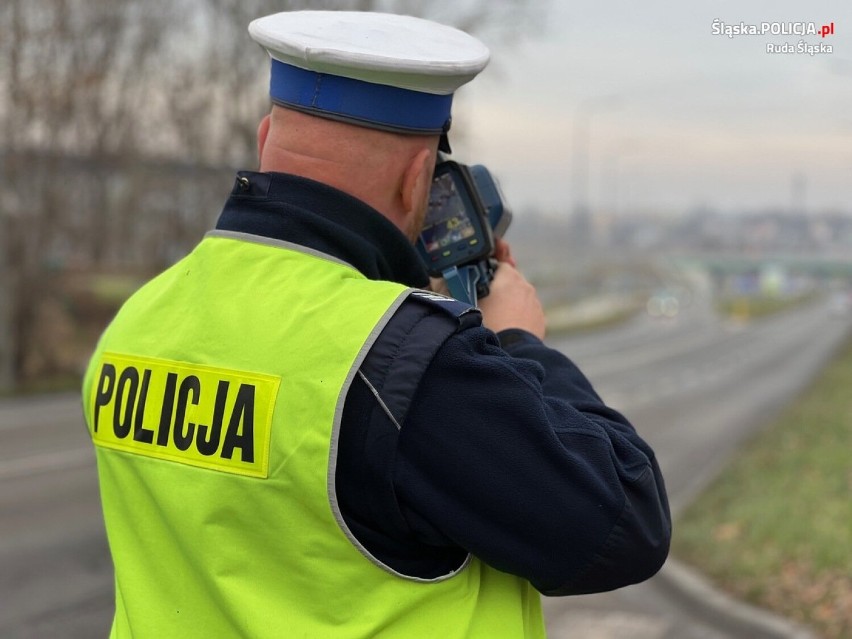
[791,173,807,216]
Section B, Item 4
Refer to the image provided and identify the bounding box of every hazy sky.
[450,0,851,216]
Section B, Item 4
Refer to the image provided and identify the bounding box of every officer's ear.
[257,114,272,166]
[400,147,433,236]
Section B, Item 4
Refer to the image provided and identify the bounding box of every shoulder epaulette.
[407,289,481,330]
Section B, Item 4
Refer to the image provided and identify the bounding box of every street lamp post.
[0,149,17,393]
[570,95,622,246]
[0,209,13,394]
[600,139,643,244]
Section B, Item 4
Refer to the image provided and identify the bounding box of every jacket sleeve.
[391,325,671,596]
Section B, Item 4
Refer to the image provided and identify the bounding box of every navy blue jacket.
[216,171,671,596]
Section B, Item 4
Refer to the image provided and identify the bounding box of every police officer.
[83,11,670,638]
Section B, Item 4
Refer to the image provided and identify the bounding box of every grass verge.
[545,294,646,336]
[673,329,852,639]
[717,292,820,322]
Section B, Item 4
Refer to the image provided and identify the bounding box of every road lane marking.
[0,447,93,480]
[572,329,723,378]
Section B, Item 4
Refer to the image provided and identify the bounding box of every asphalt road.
[543,282,851,638]
[1,285,849,638]
[0,394,112,638]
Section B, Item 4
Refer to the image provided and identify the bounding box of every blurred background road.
[2,273,848,638]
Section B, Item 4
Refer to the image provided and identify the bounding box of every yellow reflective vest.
[83,231,545,638]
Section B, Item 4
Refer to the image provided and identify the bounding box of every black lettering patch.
[90,353,279,478]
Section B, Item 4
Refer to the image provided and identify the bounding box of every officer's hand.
[493,238,516,267]
[478,259,546,340]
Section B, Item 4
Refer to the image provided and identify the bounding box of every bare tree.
[0,0,174,387]
[0,0,545,390]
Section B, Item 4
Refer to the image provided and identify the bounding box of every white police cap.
[248,11,490,144]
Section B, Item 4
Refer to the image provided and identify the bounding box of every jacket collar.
[215,171,429,288]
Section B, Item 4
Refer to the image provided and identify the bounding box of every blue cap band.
[269,60,453,135]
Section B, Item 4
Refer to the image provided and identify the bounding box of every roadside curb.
[657,557,818,639]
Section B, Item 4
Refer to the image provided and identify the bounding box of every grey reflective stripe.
[205,229,359,272]
[328,287,472,583]
[357,371,401,431]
